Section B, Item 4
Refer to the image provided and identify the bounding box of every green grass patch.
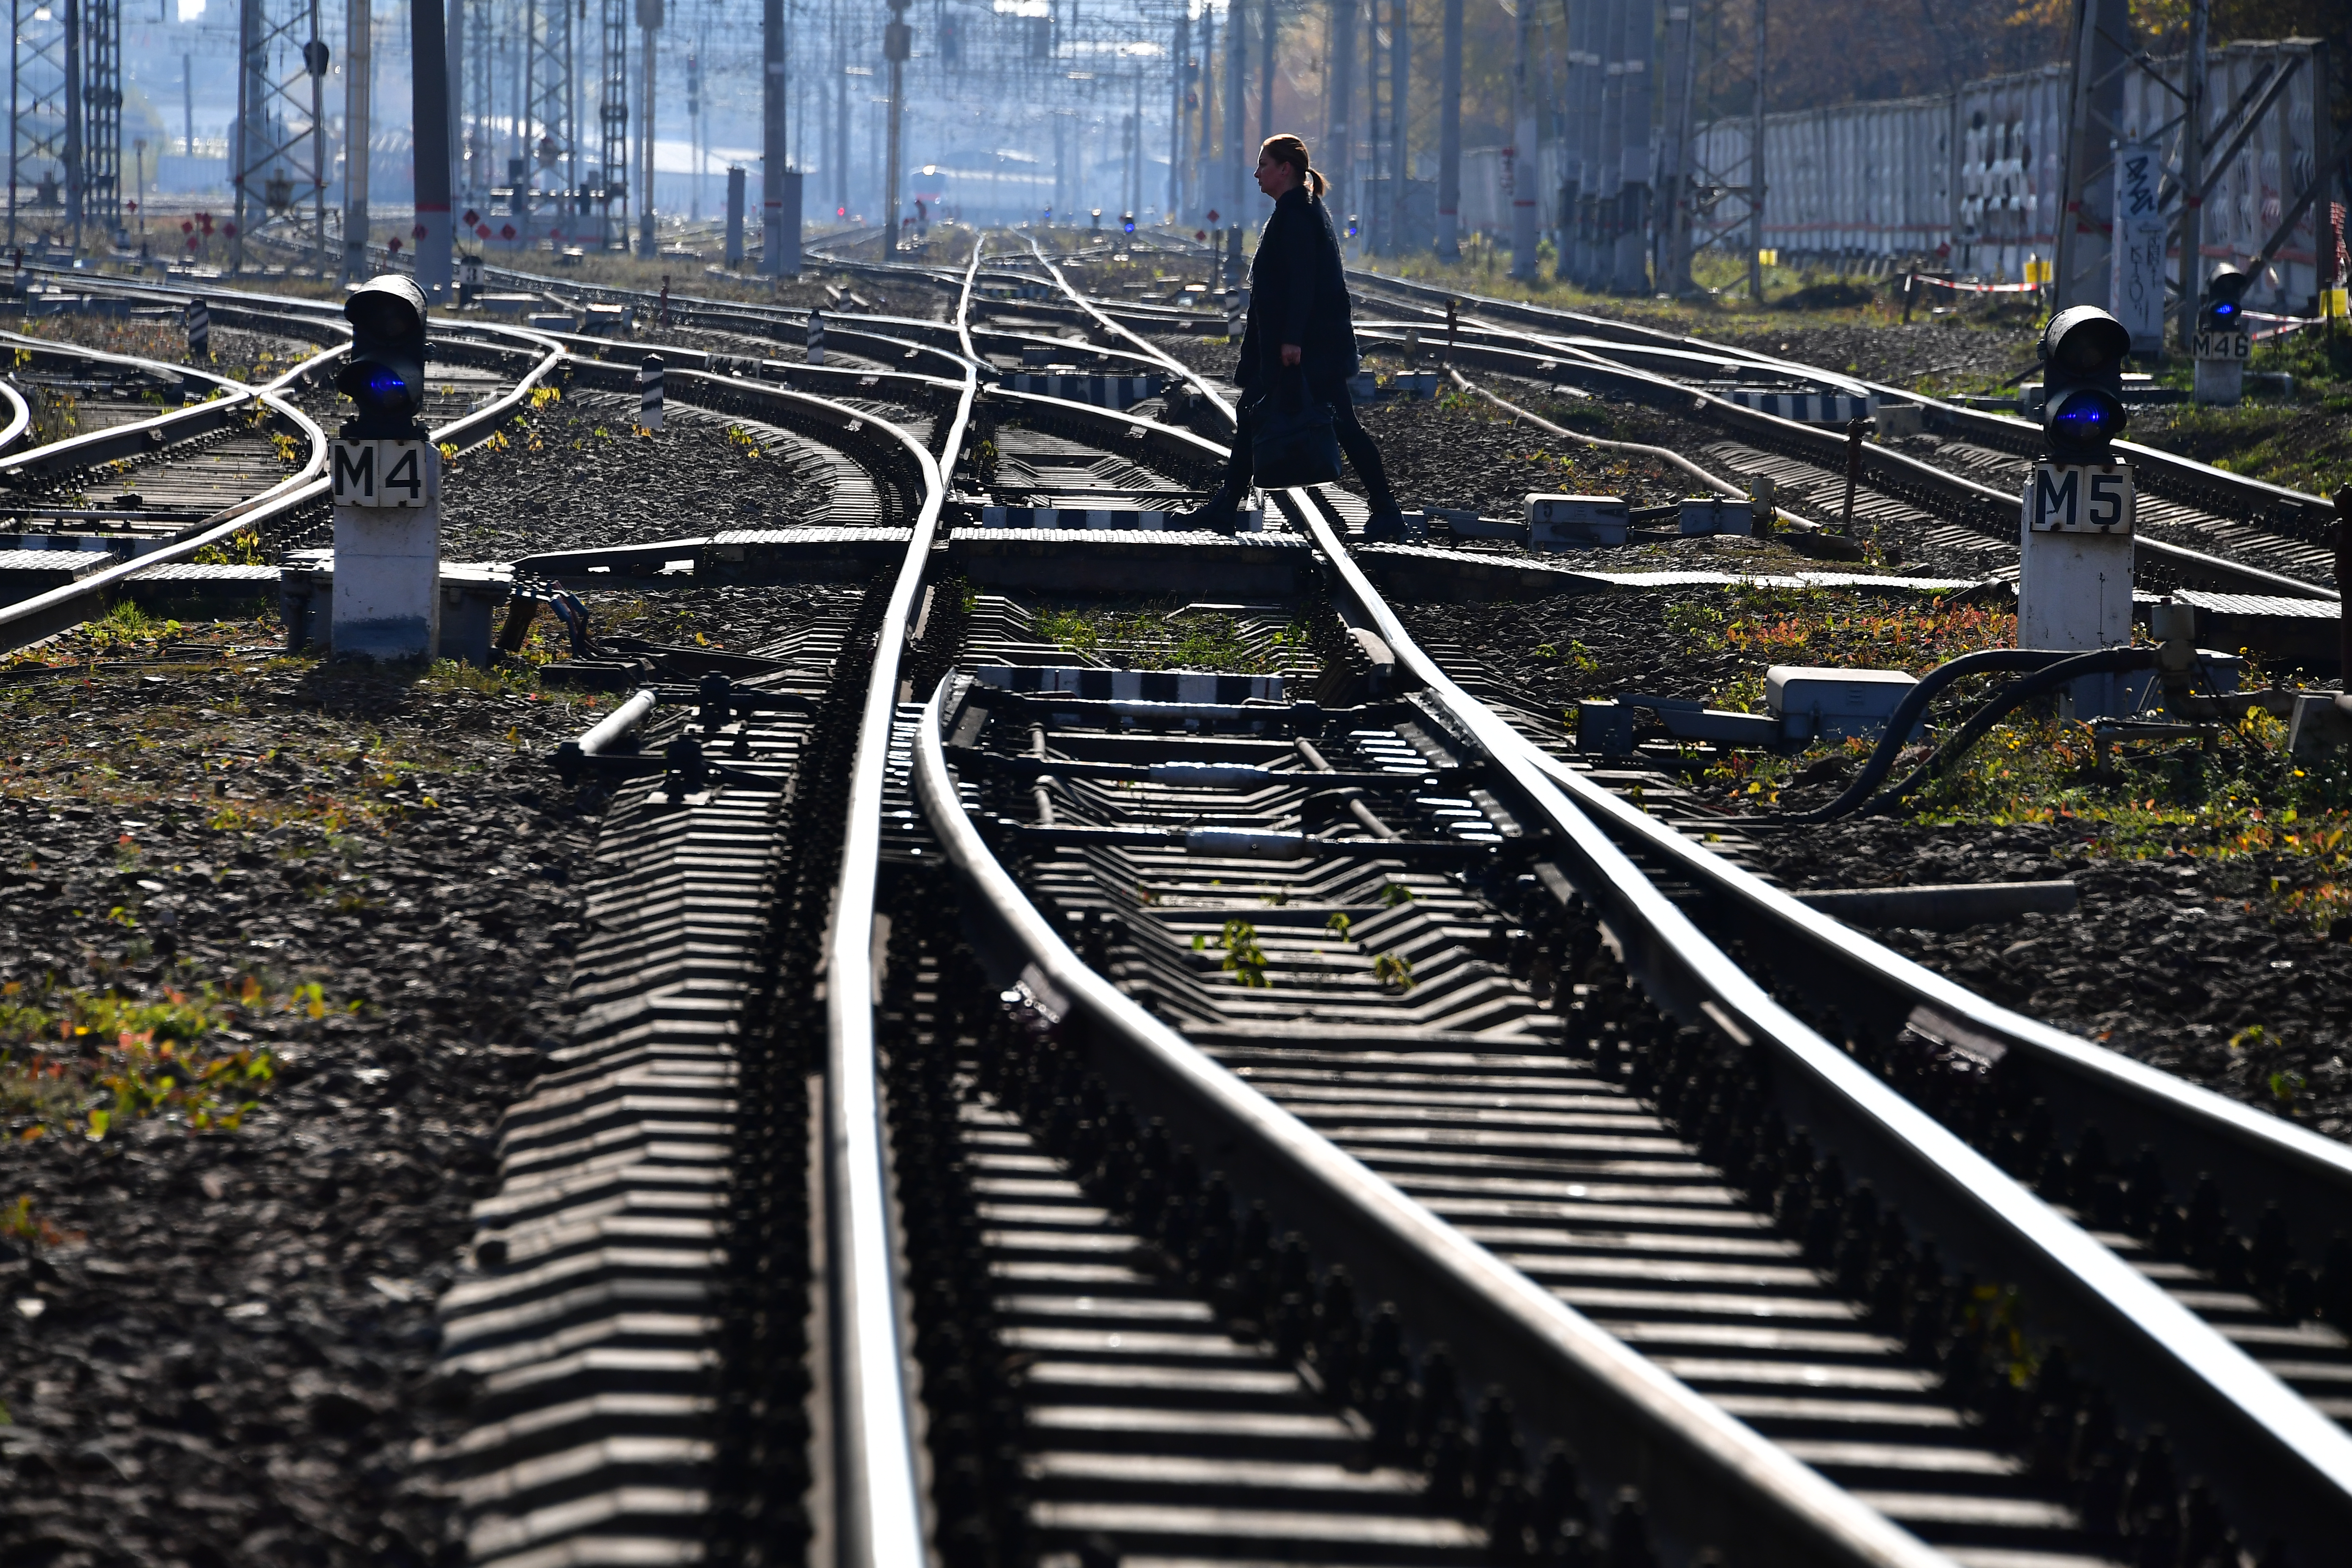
[1031,604,1315,675]
[0,972,342,1141]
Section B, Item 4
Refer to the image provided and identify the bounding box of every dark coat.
[1235,185,1359,397]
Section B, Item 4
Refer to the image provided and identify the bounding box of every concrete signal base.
[330,446,444,661]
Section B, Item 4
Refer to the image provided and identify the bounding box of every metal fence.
[1687,40,2331,304]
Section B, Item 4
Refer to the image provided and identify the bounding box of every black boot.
[1182,481,1247,533]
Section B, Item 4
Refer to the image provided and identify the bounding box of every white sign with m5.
[331,439,438,509]
[2026,462,2133,534]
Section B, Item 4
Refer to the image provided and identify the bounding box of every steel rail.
[1287,482,2352,1549]
[1422,318,2336,600]
[909,672,1958,1568]
[0,376,27,454]
[1021,245,2352,1554]
[0,324,564,653]
[0,329,319,481]
[1517,731,2352,1270]
[1024,237,1236,422]
[535,317,968,400]
[823,234,985,1568]
[1348,271,2341,539]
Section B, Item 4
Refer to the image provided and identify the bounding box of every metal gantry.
[7,0,71,247]
[599,0,629,241]
[525,0,579,222]
[231,0,328,268]
[79,0,120,243]
[6,0,120,249]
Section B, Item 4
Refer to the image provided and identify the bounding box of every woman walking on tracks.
[1192,134,1409,538]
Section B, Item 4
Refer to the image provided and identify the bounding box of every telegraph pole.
[884,0,909,247]
[1259,0,1273,145]
[1169,9,1187,221]
[1508,0,1536,278]
[1197,0,1215,219]
[1436,0,1459,256]
[2173,0,2206,348]
[1747,0,1764,302]
[1656,0,1696,293]
[637,0,659,255]
[762,0,791,273]
[1326,0,1353,220]
[415,0,454,297]
[1387,0,1405,254]
[1225,0,1244,226]
[1613,0,1652,292]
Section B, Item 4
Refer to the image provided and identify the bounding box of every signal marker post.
[2192,263,2251,407]
[640,355,665,431]
[2019,306,2134,717]
[330,276,442,662]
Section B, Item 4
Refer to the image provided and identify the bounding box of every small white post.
[330,441,444,661]
[185,298,209,360]
[806,308,826,366]
[640,354,665,431]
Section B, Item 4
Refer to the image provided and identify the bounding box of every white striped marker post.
[185,298,210,361]
[640,354,664,432]
[806,308,825,367]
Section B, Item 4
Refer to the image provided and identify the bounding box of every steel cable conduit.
[823,236,985,1568]
[1768,646,2107,822]
[909,670,1958,1568]
[1846,645,2162,818]
[0,328,564,653]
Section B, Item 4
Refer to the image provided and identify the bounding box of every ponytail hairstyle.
[1259,134,1328,198]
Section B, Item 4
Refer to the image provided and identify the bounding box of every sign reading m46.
[2027,461,2134,534]
[2192,329,2251,362]
[330,438,436,509]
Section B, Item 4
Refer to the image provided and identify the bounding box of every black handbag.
[1245,368,1344,489]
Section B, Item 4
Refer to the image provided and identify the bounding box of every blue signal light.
[357,364,414,409]
[2210,300,2237,318]
[2047,388,2125,448]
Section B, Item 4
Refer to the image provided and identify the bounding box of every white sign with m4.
[330,439,437,509]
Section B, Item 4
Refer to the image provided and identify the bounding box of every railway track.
[18,240,2349,1564]
[864,251,2352,1567]
[1339,274,2341,602]
[0,292,564,648]
[408,236,2352,1565]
